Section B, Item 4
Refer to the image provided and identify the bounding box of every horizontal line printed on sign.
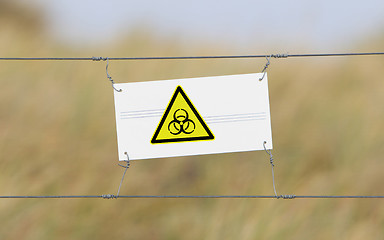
[204,112,267,124]
[120,111,267,122]
[120,109,165,114]
[206,117,266,124]
[120,109,165,120]
[203,112,266,119]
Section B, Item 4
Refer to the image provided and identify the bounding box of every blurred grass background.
[1,1,384,239]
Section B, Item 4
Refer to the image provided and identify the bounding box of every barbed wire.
[0,195,383,199]
[0,52,383,61]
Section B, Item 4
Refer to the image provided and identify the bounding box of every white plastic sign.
[114,73,272,161]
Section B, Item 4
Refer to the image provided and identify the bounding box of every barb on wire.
[92,56,107,61]
[105,58,122,92]
[102,194,117,199]
[271,53,289,58]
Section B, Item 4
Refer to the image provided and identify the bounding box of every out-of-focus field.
[1,3,384,240]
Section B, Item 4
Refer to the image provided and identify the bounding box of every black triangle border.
[151,86,214,144]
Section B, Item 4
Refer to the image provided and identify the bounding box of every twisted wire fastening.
[259,55,272,81]
[92,56,108,61]
[116,152,130,197]
[105,58,122,92]
[263,141,278,197]
[102,194,117,199]
[272,53,288,58]
[278,195,296,199]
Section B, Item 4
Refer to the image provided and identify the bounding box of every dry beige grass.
[0,5,384,239]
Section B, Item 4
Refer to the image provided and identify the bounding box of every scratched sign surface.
[113,73,272,161]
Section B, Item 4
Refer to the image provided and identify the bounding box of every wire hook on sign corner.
[263,141,296,200]
[263,141,278,198]
[259,55,272,81]
[118,152,131,169]
[116,152,130,197]
[102,152,131,200]
[105,58,122,92]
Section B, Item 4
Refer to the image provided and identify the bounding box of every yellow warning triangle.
[151,86,214,144]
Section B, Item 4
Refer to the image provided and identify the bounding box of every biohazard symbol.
[168,109,195,135]
[151,86,214,144]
